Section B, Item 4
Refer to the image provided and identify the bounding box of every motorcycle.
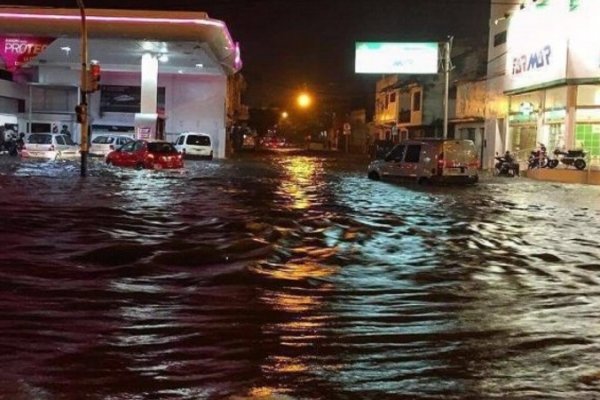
[528,150,548,169]
[494,156,519,177]
[547,149,587,170]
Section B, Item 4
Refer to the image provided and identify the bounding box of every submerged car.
[106,140,184,170]
[367,138,479,184]
[21,133,79,160]
[89,134,133,157]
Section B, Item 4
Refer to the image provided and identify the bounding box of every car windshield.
[148,142,177,153]
[92,136,114,144]
[27,134,52,144]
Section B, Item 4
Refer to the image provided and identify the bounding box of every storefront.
[503,0,600,166]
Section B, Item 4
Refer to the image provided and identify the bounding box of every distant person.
[60,125,71,138]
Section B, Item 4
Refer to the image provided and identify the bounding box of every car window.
[62,135,75,145]
[186,135,211,146]
[117,137,130,145]
[148,142,177,153]
[177,136,185,145]
[404,145,421,163]
[120,141,136,152]
[386,145,406,161]
[27,134,52,144]
[133,141,145,152]
[92,136,112,144]
[55,135,65,145]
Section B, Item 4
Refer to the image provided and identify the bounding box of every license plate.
[153,164,163,170]
[445,167,466,176]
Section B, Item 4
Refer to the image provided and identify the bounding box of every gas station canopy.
[0,7,242,75]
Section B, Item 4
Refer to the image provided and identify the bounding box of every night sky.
[12,0,491,111]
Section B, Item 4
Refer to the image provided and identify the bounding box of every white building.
[486,0,600,167]
[0,8,242,158]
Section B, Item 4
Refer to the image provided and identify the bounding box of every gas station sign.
[0,36,54,71]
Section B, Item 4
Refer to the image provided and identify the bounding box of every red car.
[106,140,184,170]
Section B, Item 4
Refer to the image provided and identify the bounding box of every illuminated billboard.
[355,42,439,74]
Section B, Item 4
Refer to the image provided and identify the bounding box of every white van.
[367,139,479,184]
[174,132,213,159]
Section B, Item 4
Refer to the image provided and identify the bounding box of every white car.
[174,132,213,159]
[21,133,80,160]
[90,135,133,157]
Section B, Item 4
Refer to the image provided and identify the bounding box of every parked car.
[174,132,213,159]
[106,140,184,170]
[21,133,79,160]
[261,136,286,148]
[89,135,133,157]
[367,138,479,184]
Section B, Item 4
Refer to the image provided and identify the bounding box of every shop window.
[575,124,600,158]
[577,85,600,106]
[389,93,396,103]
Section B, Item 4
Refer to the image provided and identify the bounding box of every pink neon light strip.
[0,12,225,28]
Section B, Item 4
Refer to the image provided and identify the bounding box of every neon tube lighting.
[0,12,225,28]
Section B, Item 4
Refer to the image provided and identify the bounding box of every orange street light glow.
[297,93,312,108]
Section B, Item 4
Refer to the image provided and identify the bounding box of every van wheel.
[368,171,380,181]
[417,177,431,185]
[135,162,144,170]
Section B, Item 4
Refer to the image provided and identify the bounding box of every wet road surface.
[0,153,599,399]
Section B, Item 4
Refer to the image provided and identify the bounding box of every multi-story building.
[373,39,487,144]
[485,0,600,168]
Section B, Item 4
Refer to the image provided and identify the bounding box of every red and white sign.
[0,36,54,72]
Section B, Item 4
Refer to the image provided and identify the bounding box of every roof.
[0,7,242,74]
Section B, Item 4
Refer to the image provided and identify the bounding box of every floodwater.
[0,153,599,400]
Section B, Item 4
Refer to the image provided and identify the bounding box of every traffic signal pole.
[76,0,89,177]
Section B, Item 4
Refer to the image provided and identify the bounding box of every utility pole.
[442,36,453,139]
[76,0,89,177]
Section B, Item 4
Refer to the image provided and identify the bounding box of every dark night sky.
[11,0,491,111]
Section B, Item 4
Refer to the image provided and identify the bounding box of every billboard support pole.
[443,36,453,139]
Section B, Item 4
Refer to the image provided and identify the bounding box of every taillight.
[109,145,114,150]
[49,145,55,151]
[437,152,444,175]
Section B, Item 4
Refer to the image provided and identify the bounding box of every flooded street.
[0,153,599,399]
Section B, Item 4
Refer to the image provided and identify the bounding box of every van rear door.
[441,140,478,176]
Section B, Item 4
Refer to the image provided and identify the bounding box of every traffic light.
[75,104,87,124]
[86,62,101,93]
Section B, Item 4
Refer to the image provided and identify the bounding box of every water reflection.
[0,154,599,398]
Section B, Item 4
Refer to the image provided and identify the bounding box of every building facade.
[486,0,600,168]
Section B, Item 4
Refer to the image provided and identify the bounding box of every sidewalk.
[524,167,600,185]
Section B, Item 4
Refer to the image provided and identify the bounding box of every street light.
[297,92,312,108]
[281,111,289,119]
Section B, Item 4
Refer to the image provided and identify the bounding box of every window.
[92,136,113,144]
[148,142,177,153]
[63,135,75,145]
[133,141,145,152]
[117,137,130,146]
[494,31,507,47]
[389,93,396,103]
[177,136,185,145]
[121,141,136,152]
[55,136,65,145]
[386,145,405,161]
[412,92,421,112]
[404,145,421,163]
[27,134,52,144]
[186,135,211,146]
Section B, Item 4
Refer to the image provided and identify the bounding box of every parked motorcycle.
[547,149,587,170]
[528,150,548,169]
[494,155,519,177]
